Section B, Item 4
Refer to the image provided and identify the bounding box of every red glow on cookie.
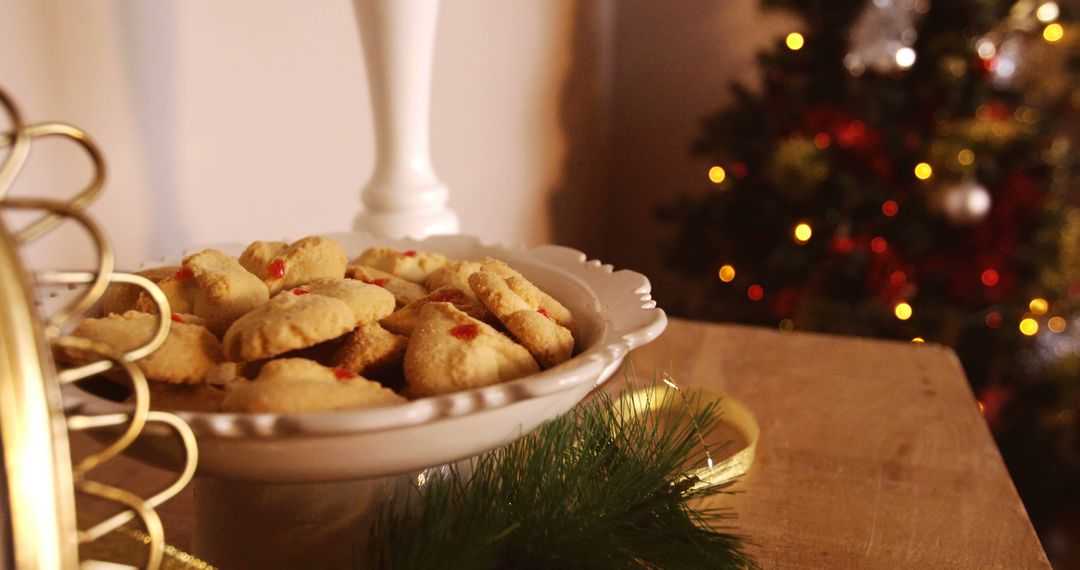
[268,259,286,279]
[364,278,389,287]
[170,313,185,323]
[537,307,552,319]
[450,323,479,340]
[402,250,417,257]
[333,368,357,380]
[292,288,310,296]
[173,267,193,280]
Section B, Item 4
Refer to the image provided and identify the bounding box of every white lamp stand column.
[352,0,459,239]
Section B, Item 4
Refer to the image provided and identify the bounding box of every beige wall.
[2,0,575,270]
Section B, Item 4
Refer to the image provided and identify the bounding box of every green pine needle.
[365,370,757,570]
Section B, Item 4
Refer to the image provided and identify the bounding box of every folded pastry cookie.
[479,258,573,329]
[404,303,538,397]
[331,322,408,377]
[222,291,355,361]
[61,310,224,384]
[293,277,395,326]
[353,247,448,284]
[100,265,180,316]
[469,271,574,369]
[379,286,487,336]
[240,236,348,295]
[220,358,405,413]
[347,264,429,307]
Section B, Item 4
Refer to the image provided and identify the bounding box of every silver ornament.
[941,178,992,225]
[845,0,930,75]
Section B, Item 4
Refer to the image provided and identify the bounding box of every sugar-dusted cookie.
[293,278,395,326]
[101,266,179,316]
[404,303,538,397]
[479,258,573,329]
[331,322,408,377]
[424,259,488,309]
[63,310,223,384]
[239,236,348,295]
[222,291,355,362]
[220,358,406,413]
[469,271,574,369]
[380,286,487,336]
[354,247,448,284]
[347,264,429,307]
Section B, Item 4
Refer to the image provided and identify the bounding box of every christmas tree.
[662,0,1079,558]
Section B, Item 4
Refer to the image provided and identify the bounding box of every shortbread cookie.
[220,358,406,413]
[222,292,355,361]
[145,380,239,413]
[354,247,448,283]
[479,258,573,328]
[63,310,223,384]
[347,264,429,307]
[469,271,574,368]
[240,236,348,295]
[424,259,488,310]
[293,278,395,326]
[101,266,179,316]
[134,269,196,315]
[380,286,487,336]
[331,322,408,377]
[404,303,538,397]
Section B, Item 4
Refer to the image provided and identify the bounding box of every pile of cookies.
[58,236,576,414]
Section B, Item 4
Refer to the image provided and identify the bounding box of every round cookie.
[220,358,406,413]
[294,277,395,326]
[331,322,408,377]
[240,236,348,295]
[404,303,538,398]
[64,310,224,384]
[354,247,448,284]
[469,271,574,369]
[348,264,429,307]
[222,292,355,362]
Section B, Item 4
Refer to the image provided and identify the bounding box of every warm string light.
[894,47,917,69]
[1043,23,1064,43]
[914,162,933,180]
[786,32,805,51]
[708,165,726,184]
[911,337,925,343]
[957,149,975,166]
[718,264,736,282]
[1037,2,1060,23]
[1019,317,1039,336]
[793,222,812,244]
[1029,298,1049,315]
[894,302,913,320]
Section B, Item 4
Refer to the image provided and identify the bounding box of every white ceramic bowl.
[66,232,667,482]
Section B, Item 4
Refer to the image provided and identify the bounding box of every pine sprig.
[364,372,757,570]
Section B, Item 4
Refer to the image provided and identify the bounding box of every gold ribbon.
[621,378,759,490]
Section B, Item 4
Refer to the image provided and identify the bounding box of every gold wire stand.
[0,87,199,569]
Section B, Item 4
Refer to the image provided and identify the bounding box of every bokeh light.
[1029,298,1049,315]
[957,149,975,166]
[1048,316,1067,333]
[882,200,899,217]
[786,32,805,51]
[981,269,1000,287]
[718,264,736,282]
[708,165,726,184]
[747,284,764,301]
[914,162,933,180]
[1043,23,1064,43]
[894,302,913,320]
[1037,2,1060,23]
[794,222,813,244]
[1019,318,1039,336]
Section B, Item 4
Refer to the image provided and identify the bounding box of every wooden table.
[75,319,1050,568]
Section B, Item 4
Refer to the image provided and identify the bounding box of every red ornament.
[450,323,480,340]
[747,284,764,301]
[870,237,888,254]
[981,269,1000,287]
[268,259,286,279]
[173,267,194,280]
[881,200,899,217]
